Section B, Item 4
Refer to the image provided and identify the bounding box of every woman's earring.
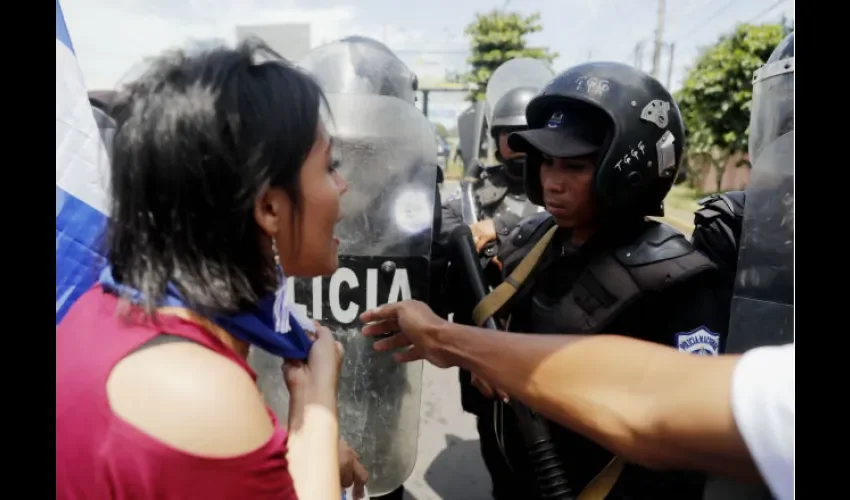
[271,237,292,334]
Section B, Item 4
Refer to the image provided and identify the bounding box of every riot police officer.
[462,62,733,499]
[441,58,552,266]
[437,60,554,436]
[443,86,539,250]
[441,86,540,427]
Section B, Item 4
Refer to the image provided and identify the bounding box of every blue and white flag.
[56,0,111,324]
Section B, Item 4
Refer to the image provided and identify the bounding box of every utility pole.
[666,43,675,89]
[651,0,666,78]
[633,41,644,71]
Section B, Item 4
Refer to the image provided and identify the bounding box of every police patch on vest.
[675,327,720,356]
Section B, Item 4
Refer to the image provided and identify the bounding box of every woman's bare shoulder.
[106,342,277,458]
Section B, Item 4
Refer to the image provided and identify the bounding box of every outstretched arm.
[361,301,793,491]
[434,325,755,477]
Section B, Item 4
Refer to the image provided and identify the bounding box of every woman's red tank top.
[56,286,297,499]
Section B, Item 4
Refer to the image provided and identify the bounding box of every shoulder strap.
[577,456,626,500]
[472,225,558,326]
[476,225,628,498]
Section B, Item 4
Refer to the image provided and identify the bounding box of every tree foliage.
[433,122,450,139]
[462,10,558,102]
[675,23,785,192]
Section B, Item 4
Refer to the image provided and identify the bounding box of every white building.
[235,23,312,62]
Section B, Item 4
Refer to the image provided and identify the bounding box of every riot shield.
[298,35,418,105]
[457,102,486,171]
[249,93,437,496]
[456,102,486,223]
[484,57,554,130]
[726,42,794,354]
[704,33,793,500]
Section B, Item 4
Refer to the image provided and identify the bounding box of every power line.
[677,0,711,21]
[664,0,790,70]
[667,0,736,44]
[746,0,791,24]
[641,0,789,90]
[614,0,648,43]
[621,0,701,64]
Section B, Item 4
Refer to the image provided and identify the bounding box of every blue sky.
[61,0,793,129]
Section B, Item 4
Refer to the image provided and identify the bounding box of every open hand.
[360,300,454,368]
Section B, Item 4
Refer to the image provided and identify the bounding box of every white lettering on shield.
[286,268,412,324]
[330,268,359,323]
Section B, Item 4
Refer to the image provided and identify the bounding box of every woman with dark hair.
[56,40,358,499]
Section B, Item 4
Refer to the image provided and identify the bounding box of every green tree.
[462,10,558,103]
[675,23,784,193]
[433,122,450,139]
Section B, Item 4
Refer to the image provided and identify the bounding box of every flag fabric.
[56,0,111,324]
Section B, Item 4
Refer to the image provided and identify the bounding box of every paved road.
[400,364,492,500]
[397,180,495,500]
[397,181,696,500]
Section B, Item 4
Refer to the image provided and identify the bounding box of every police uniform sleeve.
[493,216,517,248]
[731,343,795,500]
[438,195,465,246]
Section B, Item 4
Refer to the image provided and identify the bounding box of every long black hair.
[108,37,329,316]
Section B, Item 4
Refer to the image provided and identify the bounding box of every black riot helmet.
[509,62,686,218]
[490,87,537,174]
[490,86,537,172]
[490,86,537,134]
[298,35,418,105]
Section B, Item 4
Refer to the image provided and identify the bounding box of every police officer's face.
[539,154,596,228]
[498,130,524,160]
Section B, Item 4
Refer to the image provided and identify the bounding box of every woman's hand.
[282,323,344,500]
[338,439,369,499]
[283,322,343,399]
[284,322,343,435]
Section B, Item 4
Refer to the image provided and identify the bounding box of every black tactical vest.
[498,213,716,334]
